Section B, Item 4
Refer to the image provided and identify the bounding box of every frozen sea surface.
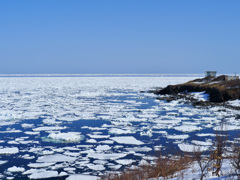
[0,75,239,179]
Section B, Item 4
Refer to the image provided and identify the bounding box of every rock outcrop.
[154,76,240,103]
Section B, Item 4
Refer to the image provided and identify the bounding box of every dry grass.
[100,155,192,180]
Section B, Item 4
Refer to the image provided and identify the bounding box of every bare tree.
[230,143,240,177]
[193,146,212,180]
[212,124,227,177]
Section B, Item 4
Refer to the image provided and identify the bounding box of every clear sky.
[0,0,239,74]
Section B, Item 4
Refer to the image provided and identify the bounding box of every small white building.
[205,71,217,78]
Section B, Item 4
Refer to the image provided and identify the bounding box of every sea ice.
[37,154,77,163]
[87,152,128,160]
[7,166,25,172]
[87,164,105,171]
[28,162,56,168]
[174,125,202,132]
[110,136,144,145]
[28,171,59,179]
[66,174,98,180]
[0,147,19,155]
[178,144,209,152]
[115,159,135,165]
[48,132,84,142]
[95,145,111,151]
[33,126,66,131]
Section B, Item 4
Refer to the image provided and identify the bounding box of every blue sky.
[0,1,239,74]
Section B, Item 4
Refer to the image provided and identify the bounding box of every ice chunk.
[110,136,144,145]
[167,134,189,139]
[33,126,66,131]
[115,159,135,165]
[109,128,135,134]
[87,152,128,160]
[28,171,59,179]
[86,139,97,143]
[178,144,209,152]
[174,125,202,132]
[47,132,84,142]
[0,147,19,155]
[95,145,111,151]
[87,164,105,171]
[67,174,98,180]
[87,134,110,139]
[37,154,77,163]
[7,166,25,172]
[28,162,56,168]
[125,147,152,152]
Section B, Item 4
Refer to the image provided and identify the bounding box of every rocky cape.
[151,75,240,108]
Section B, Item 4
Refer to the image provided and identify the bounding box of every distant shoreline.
[0,74,206,78]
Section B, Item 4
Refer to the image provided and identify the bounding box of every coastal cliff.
[154,75,240,103]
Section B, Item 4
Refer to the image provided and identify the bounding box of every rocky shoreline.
[150,75,240,110]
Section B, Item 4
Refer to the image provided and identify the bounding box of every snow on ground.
[189,91,209,101]
[228,99,240,107]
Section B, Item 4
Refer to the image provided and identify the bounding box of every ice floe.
[47,132,84,142]
[37,154,77,163]
[110,136,144,145]
[0,147,19,155]
[7,166,25,172]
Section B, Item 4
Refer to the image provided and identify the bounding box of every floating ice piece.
[87,164,105,171]
[0,147,19,155]
[28,162,56,168]
[33,126,66,131]
[86,139,97,143]
[140,130,153,137]
[196,133,216,137]
[28,171,59,179]
[29,147,44,153]
[93,160,108,164]
[110,136,144,145]
[0,121,16,126]
[174,125,202,132]
[178,144,209,152]
[115,159,135,165]
[22,123,34,128]
[24,131,40,135]
[96,145,111,151]
[87,134,110,139]
[108,164,122,170]
[64,167,76,171]
[99,140,114,144]
[87,152,128,160]
[125,147,152,152]
[37,154,77,163]
[21,154,35,159]
[0,129,22,133]
[109,128,135,134]
[48,132,84,142]
[167,134,189,140]
[7,166,25,172]
[191,140,213,146]
[66,174,98,180]
[213,125,240,131]
[8,141,19,144]
[0,160,7,165]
